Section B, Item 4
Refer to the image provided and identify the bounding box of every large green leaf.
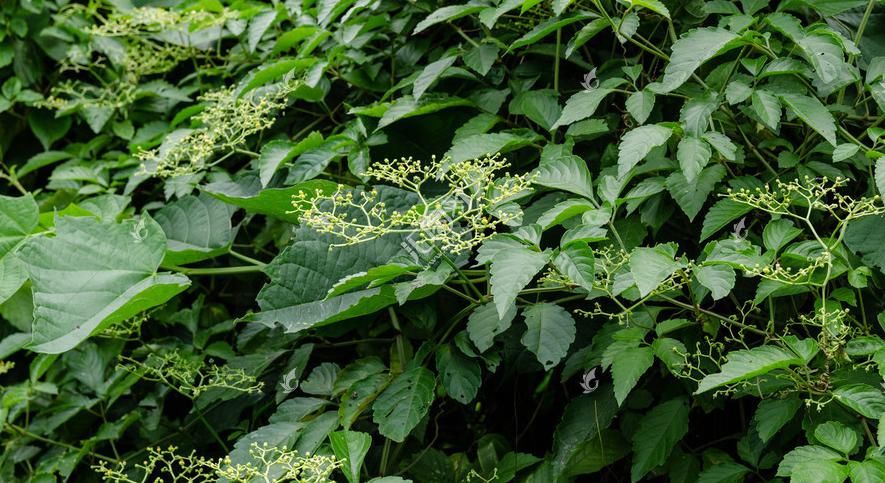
[489,246,549,318]
[414,55,458,101]
[833,384,885,419]
[19,216,190,353]
[844,216,885,272]
[520,302,576,370]
[753,395,802,443]
[435,344,481,404]
[552,79,624,128]
[372,367,436,442]
[551,387,619,478]
[617,125,673,177]
[204,175,338,224]
[778,93,838,146]
[700,198,754,241]
[553,241,596,292]
[656,28,742,93]
[629,244,683,297]
[330,430,372,483]
[676,136,711,183]
[467,301,517,352]
[695,346,804,394]
[695,264,735,300]
[154,193,235,266]
[534,153,595,200]
[666,164,726,221]
[447,131,541,163]
[0,194,38,258]
[631,398,690,481]
[611,345,654,405]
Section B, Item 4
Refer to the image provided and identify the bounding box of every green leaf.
[611,346,653,405]
[490,247,549,318]
[778,93,838,146]
[814,421,858,455]
[19,216,190,353]
[631,398,690,481]
[848,461,885,483]
[676,136,712,183]
[0,255,27,305]
[375,95,474,129]
[0,194,38,260]
[832,143,859,162]
[753,395,802,443]
[413,5,485,33]
[777,446,846,481]
[509,13,597,51]
[725,80,752,105]
[447,132,540,163]
[632,0,670,18]
[520,302,576,370]
[467,301,517,353]
[751,89,782,131]
[656,28,742,93]
[625,89,655,124]
[553,241,595,292]
[28,110,70,150]
[876,159,885,196]
[435,344,481,404]
[534,154,595,200]
[695,264,735,300]
[330,430,372,483]
[518,90,562,131]
[537,199,595,229]
[204,176,338,224]
[372,367,436,442]
[666,164,726,221]
[154,194,235,266]
[700,198,754,241]
[697,462,750,483]
[551,388,620,478]
[833,384,885,419]
[629,244,683,297]
[414,55,458,101]
[565,18,610,57]
[763,219,803,252]
[617,124,673,177]
[247,9,277,53]
[257,133,324,187]
[463,44,499,76]
[552,81,622,128]
[564,429,631,477]
[695,346,803,394]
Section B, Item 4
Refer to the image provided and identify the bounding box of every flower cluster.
[726,176,885,221]
[293,155,534,255]
[118,350,264,399]
[139,82,301,177]
[87,7,235,37]
[93,443,340,482]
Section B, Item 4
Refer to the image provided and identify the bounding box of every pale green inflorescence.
[293,154,535,254]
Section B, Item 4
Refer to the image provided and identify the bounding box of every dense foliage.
[2,0,885,481]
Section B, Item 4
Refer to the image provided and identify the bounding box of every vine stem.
[4,423,118,464]
[658,295,769,336]
[170,265,264,276]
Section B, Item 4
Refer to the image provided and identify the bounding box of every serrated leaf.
[876,159,885,196]
[778,93,837,146]
[520,303,576,370]
[632,0,670,18]
[666,164,726,221]
[204,176,337,224]
[534,154,595,200]
[631,398,689,481]
[447,132,540,163]
[725,80,752,105]
[372,367,436,442]
[414,55,458,101]
[833,384,885,419]
[629,244,683,297]
[777,445,845,480]
[703,131,737,161]
[657,28,742,93]
[553,241,595,292]
[751,89,782,131]
[832,143,859,162]
[413,5,485,33]
[611,346,653,405]
[257,133,324,187]
[154,194,235,266]
[697,462,750,483]
[436,344,481,404]
[677,136,712,183]
[537,199,595,229]
[490,247,548,318]
[848,461,885,483]
[19,216,190,353]
[695,346,803,394]
[814,421,858,455]
[617,124,673,177]
[695,264,735,300]
[553,82,621,128]
[753,395,802,443]
[467,302,517,352]
[626,89,655,124]
[330,430,372,483]
[701,198,754,241]
[509,13,597,51]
